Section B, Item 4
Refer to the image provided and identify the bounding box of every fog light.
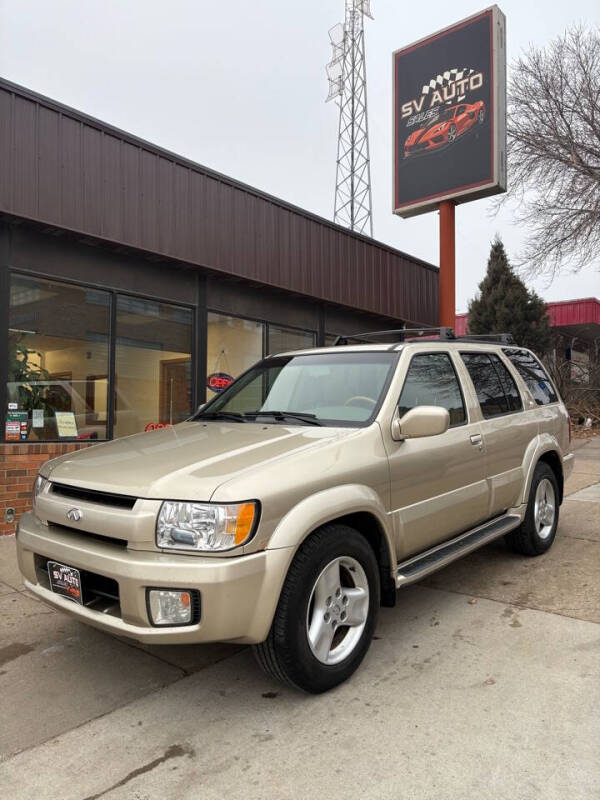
[147,589,195,626]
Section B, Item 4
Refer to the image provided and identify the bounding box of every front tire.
[505,462,559,556]
[253,524,380,693]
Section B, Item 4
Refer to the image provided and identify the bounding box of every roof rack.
[332,327,456,346]
[332,328,515,346]
[453,333,516,344]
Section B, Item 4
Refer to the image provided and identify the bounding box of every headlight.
[156,501,259,552]
[32,475,49,508]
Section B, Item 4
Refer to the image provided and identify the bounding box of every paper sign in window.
[55,411,78,438]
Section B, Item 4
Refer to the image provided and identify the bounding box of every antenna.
[326,1,374,237]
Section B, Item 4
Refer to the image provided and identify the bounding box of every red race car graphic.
[404,101,485,158]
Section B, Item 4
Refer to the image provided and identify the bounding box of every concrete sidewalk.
[1,437,598,798]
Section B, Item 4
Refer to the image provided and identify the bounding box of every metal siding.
[82,125,102,236]
[173,163,191,262]
[13,96,37,218]
[121,141,141,247]
[158,156,174,256]
[38,106,60,222]
[60,115,84,230]
[101,133,122,242]
[140,149,158,252]
[0,89,12,210]
[0,79,439,324]
[548,298,600,326]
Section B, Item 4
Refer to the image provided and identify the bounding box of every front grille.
[50,482,137,510]
[52,524,128,549]
[35,555,121,617]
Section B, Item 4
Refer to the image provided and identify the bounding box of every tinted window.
[489,354,523,412]
[503,349,558,405]
[398,353,466,426]
[461,353,509,418]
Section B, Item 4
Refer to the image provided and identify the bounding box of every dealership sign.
[393,6,506,217]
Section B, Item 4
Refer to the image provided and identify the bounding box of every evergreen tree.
[467,238,551,355]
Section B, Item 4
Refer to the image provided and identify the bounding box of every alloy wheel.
[534,478,556,540]
[306,556,370,665]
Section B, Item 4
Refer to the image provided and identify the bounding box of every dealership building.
[0,79,438,534]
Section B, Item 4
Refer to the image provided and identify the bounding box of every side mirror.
[391,406,450,441]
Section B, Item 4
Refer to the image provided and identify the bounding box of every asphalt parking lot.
[1,439,599,799]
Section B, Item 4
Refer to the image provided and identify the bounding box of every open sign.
[207,372,234,393]
[144,422,173,432]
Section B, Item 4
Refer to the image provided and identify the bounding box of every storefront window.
[6,275,110,442]
[267,325,315,356]
[206,313,264,400]
[113,296,193,438]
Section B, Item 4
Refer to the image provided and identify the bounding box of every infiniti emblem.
[66,507,83,522]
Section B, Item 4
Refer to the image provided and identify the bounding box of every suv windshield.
[196,352,397,426]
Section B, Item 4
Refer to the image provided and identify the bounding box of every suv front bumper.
[16,512,292,644]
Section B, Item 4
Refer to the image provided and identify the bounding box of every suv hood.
[42,421,356,500]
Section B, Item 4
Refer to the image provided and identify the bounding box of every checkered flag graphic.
[421,68,475,103]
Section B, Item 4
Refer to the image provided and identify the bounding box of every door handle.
[470,433,484,450]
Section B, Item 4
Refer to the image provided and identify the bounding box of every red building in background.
[456,298,600,366]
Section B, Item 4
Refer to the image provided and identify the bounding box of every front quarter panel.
[266,483,394,561]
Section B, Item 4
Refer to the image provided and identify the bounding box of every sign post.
[392,6,506,325]
[439,200,455,327]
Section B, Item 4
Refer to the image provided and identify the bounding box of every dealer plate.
[47,561,83,604]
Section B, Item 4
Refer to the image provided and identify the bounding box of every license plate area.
[47,561,83,604]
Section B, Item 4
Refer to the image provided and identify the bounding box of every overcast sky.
[1,0,598,312]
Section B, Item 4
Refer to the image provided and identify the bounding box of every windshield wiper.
[196,411,247,423]
[244,411,322,426]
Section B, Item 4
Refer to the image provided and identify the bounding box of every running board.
[396,514,521,588]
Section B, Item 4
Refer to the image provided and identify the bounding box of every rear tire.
[253,524,380,693]
[505,462,559,556]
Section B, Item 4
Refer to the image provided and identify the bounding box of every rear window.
[503,349,558,406]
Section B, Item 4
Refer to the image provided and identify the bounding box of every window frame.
[396,350,469,429]
[460,351,524,420]
[5,269,197,443]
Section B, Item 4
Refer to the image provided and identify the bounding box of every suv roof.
[271,341,531,359]
[271,328,526,359]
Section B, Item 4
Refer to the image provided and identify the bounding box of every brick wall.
[0,443,95,536]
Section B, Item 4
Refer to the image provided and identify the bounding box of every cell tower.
[326,0,374,237]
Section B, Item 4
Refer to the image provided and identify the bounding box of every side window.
[503,349,558,406]
[488,354,523,412]
[461,353,509,418]
[398,353,466,427]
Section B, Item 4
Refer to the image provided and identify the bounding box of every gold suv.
[17,333,573,693]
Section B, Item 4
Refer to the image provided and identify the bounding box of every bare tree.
[498,27,600,279]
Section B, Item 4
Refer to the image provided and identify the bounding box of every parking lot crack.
[81,743,195,800]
